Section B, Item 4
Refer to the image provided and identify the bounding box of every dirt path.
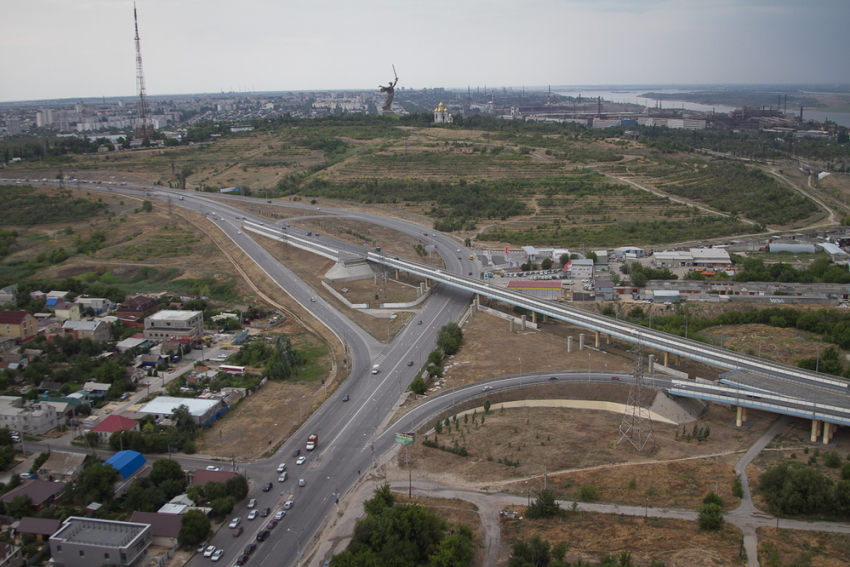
[767,167,838,229]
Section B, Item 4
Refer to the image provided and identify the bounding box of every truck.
[375,246,381,253]
[371,364,379,374]
[306,434,318,451]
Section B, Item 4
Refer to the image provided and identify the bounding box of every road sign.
[395,433,414,445]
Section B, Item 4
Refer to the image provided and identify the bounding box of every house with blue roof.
[105,451,146,479]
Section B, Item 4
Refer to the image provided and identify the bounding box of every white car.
[247,499,257,508]
[206,466,220,471]
[228,518,241,529]
[298,478,306,487]
[203,545,216,557]
[283,500,294,510]
[277,463,286,473]
[296,456,306,465]
[278,473,288,482]
[274,511,286,520]
[211,549,224,562]
[247,510,258,520]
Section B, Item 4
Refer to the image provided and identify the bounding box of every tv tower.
[134,3,152,139]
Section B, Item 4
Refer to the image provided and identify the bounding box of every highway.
[30,183,850,564]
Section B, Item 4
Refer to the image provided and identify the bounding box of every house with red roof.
[0,311,37,342]
[90,414,140,444]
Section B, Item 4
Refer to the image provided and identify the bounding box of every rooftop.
[51,517,149,547]
[146,310,202,322]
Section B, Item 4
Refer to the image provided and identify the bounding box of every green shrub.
[578,485,599,502]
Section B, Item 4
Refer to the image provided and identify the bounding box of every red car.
[611,376,621,381]
[233,526,244,537]
[266,519,277,530]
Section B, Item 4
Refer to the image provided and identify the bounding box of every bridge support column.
[395,268,399,279]
[532,312,537,324]
[812,419,820,443]
[521,315,527,331]
[579,334,585,351]
[675,354,681,366]
[742,407,748,423]
[477,293,482,305]
[648,354,655,373]
[543,314,548,323]
[736,406,744,428]
[823,422,832,445]
[594,331,600,348]
[606,334,611,345]
[663,352,669,367]
[509,319,514,333]
[567,337,573,353]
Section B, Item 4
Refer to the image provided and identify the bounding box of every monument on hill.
[379,65,399,114]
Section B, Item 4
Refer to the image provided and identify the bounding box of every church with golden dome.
[433,102,453,124]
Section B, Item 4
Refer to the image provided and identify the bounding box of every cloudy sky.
[2,0,848,102]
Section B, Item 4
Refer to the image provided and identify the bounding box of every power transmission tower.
[618,344,655,452]
[133,3,152,140]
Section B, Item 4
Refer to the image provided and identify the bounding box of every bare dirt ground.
[403,404,771,511]
[327,275,420,306]
[502,509,744,567]
[757,527,850,567]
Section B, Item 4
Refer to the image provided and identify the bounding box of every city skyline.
[2,0,849,103]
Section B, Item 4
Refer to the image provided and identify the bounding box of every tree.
[226,475,249,501]
[702,491,723,508]
[526,489,562,519]
[429,525,474,567]
[363,482,395,516]
[436,323,463,356]
[508,535,551,567]
[560,254,571,266]
[697,502,725,531]
[74,462,119,505]
[6,495,33,519]
[586,251,598,262]
[140,200,153,212]
[149,458,184,486]
[541,258,553,270]
[410,377,427,395]
[178,509,211,546]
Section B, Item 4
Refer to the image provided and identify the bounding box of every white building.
[0,397,62,435]
[569,259,594,279]
[137,396,223,426]
[49,517,152,567]
[143,310,203,341]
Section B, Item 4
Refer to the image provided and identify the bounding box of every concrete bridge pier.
[532,312,537,324]
[736,406,749,427]
[509,320,514,333]
[606,334,611,345]
[567,337,573,353]
[521,315,527,331]
[823,422,833,444]
[811,419,822,443]
[594,331,600,348]
[579,334,585,351]
[663,351,669,367]
[648,354,655,373]
[395,268,400,279]
[543,314,548,323]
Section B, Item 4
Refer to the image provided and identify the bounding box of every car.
[247,510,258,521]
[458,256,461,259]
[247,499,257,509]
[482,386,492,391]
[457,249,461,253]
[296,456,306,465]
[549,376,558,381]
[298,478,306,487]
[283,500,294,510]
[256,530,270,541]
[418,320,422,325]
[274,510,286,520]
[611,376,621,381]
[243,543,256,555]
[292,449,301,457]
[407,361,413,366]
[211,549,224,562]
[197,542,209,554]
[259,222,263,225]
[203,545,216,557]
[664,301,672,306]
[206,465,220,471]
[267,200,272,203]
[237,231,241,235]
[278,472,288,482]
[260,507,271,517]
[342,394,349,402]
[229,518,241,529]
[310,297,316,302]
[233,526,244,537]
[266,519,277,529]
[216,354,229,360]
[468,272,472,275]
[236,555,249,565]
[262,482,273,492]
[277,463,286,473]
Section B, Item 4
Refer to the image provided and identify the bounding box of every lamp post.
[518,357,522,386]
[588,353,592,377]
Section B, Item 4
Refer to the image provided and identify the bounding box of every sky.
[2,0,849,103]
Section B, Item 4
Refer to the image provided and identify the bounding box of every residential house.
[90,415,140,445]
[0,541,23,567]
[1,480,65,512]
[128,512,181,548]
[0,397,62,434]
[0,311,37,342]
[74,297,112,315]
[15,517,61,542]
[37,452,86,482]
[116,296,159,318]
[190,469,236,488]
[62,320,110,343]
[48,299,80,322]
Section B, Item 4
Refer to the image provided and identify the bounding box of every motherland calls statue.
[379,66,398,113]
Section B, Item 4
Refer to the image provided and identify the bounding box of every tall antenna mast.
[618,344,655,452]
[134,3,151,140]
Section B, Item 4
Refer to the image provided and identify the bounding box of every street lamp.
[518,357,522,386]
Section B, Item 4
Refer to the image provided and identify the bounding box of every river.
[554,88,850,127]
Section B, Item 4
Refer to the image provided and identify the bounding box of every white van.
[371,364,379,374]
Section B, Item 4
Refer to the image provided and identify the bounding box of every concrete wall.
[476,304,539,330]
[320,282,369,309]
[380,285,433,309]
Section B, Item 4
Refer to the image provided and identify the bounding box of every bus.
[219,365,245,375]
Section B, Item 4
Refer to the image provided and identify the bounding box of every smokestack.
[800,106,804,123]
[784,95,787,114]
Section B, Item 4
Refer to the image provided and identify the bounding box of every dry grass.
[502,511,745,567]
[757,527,850,566]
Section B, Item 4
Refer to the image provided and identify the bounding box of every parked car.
[407,361,413,366]
[203,545,216,557]
[197,542,209,554]
[211,549,224,562]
